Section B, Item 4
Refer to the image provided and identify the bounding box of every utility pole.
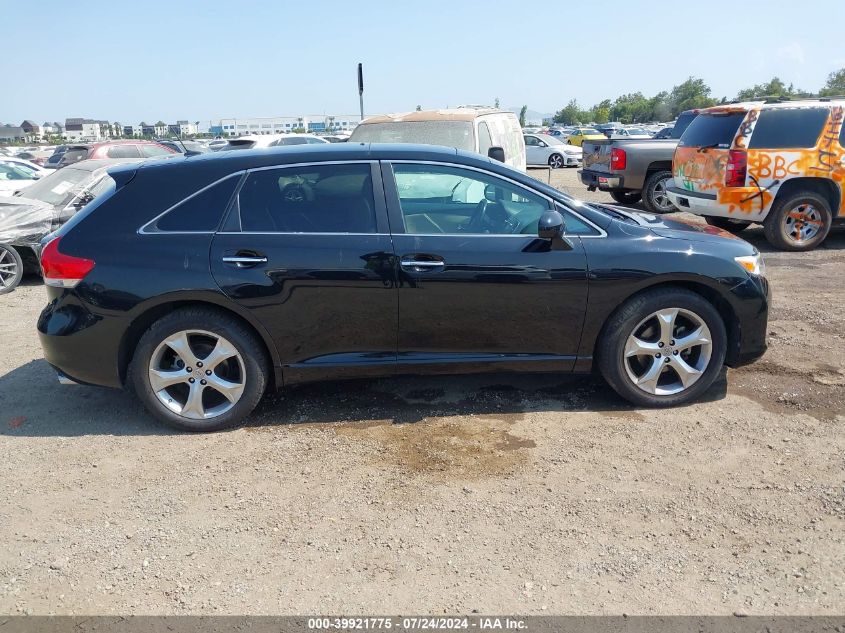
[358,63,364,121]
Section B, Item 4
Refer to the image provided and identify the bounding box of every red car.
[57,140,177,168]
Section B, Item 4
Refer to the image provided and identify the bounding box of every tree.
[518,105,528,127]
[415,104,422,111]
[553,99,582,125]
[494,97,500,109]
[668,77,717,117]
[611,93,651,123]
[819,68,845,96]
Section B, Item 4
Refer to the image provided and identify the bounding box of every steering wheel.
[465,198,491,233]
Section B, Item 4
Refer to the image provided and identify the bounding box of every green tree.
[610,93,651,123]
[494,97,500,109]
[819,68,845,96]
[518,105,528,127]
[415,104,422,111]
[553,99,582,125]
[668,77,717,117]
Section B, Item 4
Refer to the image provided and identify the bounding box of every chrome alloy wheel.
[784,203,822,243]
[651,177,674,212]
[148,330,246,419]
[623,308,713,396]
[0,246,20,290]
[548,154,564,169]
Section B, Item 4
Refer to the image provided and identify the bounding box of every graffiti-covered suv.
[666,99,844,251]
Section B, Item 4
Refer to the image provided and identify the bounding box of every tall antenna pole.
[358,63,365,121]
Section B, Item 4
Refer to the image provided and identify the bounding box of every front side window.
[524,135,539,147]
[238,163,376,233]
[391,163,549,235]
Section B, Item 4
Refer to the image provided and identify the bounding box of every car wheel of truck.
[704,216,751,234]
[642,170,676,214]
[610,191,642,205]
[763,192,832,251]
[548,154,564,169]
[0,244,23,295]
[130,307,268,432]
[597,287,726,408]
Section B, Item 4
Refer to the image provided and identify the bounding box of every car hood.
[601,205,752,247]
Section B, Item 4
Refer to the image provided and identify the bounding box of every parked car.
[15,149,53,166]
[0,162,40,195]
[524,134,582,168]
[208,139,229,151]
[566,127,606,147]
[0,158,146,293]
[57,140,177,168]
[653,126,674,139]
[155,139,210,156]
[667,98,845,251]
[0,156,51,178]
[38,143,769,431]
[610,127,653,140]
[596,123,624,138]
[219,134,329,151]
[44,145,69,169]
[350,108,527,171]
[579,110,700,212]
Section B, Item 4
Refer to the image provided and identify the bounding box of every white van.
[349,108,527,171]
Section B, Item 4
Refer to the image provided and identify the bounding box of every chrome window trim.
[386,159,607,238]
[245,159,378,174]
[138,171,245,235]
[216,231,390,236]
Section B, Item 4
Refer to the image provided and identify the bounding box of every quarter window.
[391,164,549,235]
[747,107,829,149]
[238,163,377,233]
[153,175,240,232]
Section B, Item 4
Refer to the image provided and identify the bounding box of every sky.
[5,0,845,125]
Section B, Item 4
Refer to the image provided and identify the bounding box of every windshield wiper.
[697,142,721,153]
[591,203,638,223]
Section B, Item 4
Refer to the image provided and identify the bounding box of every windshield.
[16,166,96,207]
[349,121,475,151]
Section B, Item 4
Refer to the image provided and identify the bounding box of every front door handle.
[400,255,445,272]
[223,255,268,268]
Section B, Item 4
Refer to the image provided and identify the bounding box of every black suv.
[38,144,769,431]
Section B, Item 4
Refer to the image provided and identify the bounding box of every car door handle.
[222,255,268,267]
[400,256,445,271]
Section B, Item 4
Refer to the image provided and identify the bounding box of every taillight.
[725,149,747,187]
[40,237,95,288]
[610,147,627,171]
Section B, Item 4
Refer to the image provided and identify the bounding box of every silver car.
[523,134,582,169]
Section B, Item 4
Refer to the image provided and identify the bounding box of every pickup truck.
[578,110,698,213]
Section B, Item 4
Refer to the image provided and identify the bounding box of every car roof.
[699,98,845,115]
[361,108,510,124]
[59,158,148,172]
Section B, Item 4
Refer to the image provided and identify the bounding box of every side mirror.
[487,146,505,163]
[538,141,547,148]
[538,209,564,239]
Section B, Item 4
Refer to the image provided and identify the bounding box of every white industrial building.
[209,115,360,137]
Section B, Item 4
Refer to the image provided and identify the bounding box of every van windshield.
[349,121,475,151]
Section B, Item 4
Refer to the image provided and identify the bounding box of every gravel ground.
[1,167,843,615]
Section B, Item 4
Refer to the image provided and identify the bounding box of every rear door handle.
[400,255,445,272]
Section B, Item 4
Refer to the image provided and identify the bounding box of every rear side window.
[60,148,89,165]
[747,108,829,149]
[677,112,745,148]
[153,175,240,232]
[107,145,141,158]
[238,163,376,233]
[140,144,174,157]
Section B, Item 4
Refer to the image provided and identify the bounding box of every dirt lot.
[1,167,843,615]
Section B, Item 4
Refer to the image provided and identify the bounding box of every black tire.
[597,287,727,408]
[642,170,676,214]
[129,307,269,432]
[548,153,564,169]
[763,191,832,251]
[704,216,751,234]
[610,191,642,205]
[0,244,23,295]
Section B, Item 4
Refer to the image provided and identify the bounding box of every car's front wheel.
[0,244,23,294]
[597,287,726,407]
[130,307,268,431]
[548,153,564,169]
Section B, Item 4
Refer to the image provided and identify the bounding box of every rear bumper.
[579,169,626,191]
[666,185,720,215]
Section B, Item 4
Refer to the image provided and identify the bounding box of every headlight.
[735,253,765,276]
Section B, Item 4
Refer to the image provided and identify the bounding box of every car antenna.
[173,136,191,155]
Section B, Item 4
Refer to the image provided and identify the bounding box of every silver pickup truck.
[578,110,698,213]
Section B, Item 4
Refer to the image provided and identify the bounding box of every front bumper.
[579,168,624,191]
[725,273,770,368]
[563,155,582,167]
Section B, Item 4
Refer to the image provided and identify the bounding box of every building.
[168,120,197,137]
[20,120,42,141]
[65,118,106,142]
[0,125,25,142]
[209,114,360,137]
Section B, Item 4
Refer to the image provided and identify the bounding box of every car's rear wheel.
[548,153,564,169]
[0,244,23,295]
[642,170,676,214]
[130,308,268,431]
[704,216,751,234]
[610,191,642,205]
[763,192,832,251]
[597,287,726,407]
